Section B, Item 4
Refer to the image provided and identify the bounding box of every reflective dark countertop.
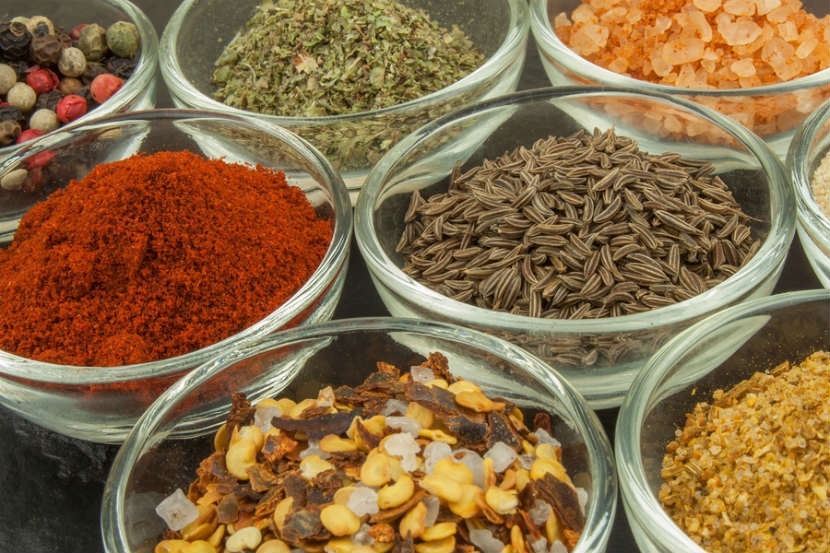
[0,2,822,551]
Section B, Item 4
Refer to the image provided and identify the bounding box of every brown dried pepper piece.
[421,352,453,382]
[446,415,488,446]
[281,508,327,543]
[405,382,459,417]
[270,409,361,440]
[536,474,585,533]
[262,432,298,463]
[227,392,253,430]
[487,411,522,450]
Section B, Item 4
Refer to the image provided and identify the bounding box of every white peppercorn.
[6,82,37,112]
[28,108,59,132]
[1,168,28,191]
[58,47,87,78]
[25,16,55,36]
[0,64,16,95]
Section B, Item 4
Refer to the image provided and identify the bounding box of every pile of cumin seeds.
[397,128,761,320]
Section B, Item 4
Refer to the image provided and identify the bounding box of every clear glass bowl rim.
[0,108,353,384]
[0,0,160,156]
[355,85,795,334]
[100,316,617,553]
[158,0,529,123]
[529,0,830,96]
[614,288,829,552]
[787,97,830,252]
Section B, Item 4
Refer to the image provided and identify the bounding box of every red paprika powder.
[0,150,332,366]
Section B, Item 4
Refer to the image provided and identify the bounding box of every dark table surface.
[0,2,823,552]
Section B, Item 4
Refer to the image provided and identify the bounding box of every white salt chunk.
[577,487,589,516]
[381,398,409,416]
[531,537,549,553]
[300,441,331,460]
[347,486,379,517]
[518,453,535,469]
[253,405,282,434]
[385,432,420,472]
[155,488,198,531]
[528,499,552,526]
[353,523,375,546]
[410,365,435,384]
[453,448,485,488]
[551,540,568,553]
[385,416,421,436]
[534,428,561,449]
[484,441,518,473]
[469,528,505,553]
[423,495,440,527]
[423,441,452,474]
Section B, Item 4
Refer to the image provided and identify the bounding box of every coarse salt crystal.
[534,428,562,449]
[253,405,282,434]
[385,416,421,436]
[453,448,485,488]
[551,540,569,553]
[693,0,722,12]
[662,37,705,65]
[423,441,452,474]
[755,0,781,14]
[723,0,756,16]
[300,441,331,460]
[423,495,440,527]
[469,528,505,553]
[730,58,757,76]
[577,487,589,516]
[529,499,553,526]
[347,486,379,517]
[155,488,198,531]
[410,366,435,384]
[384,432,420,472]
[531,537,549,553]
[484,441,519,473]
[353,523,375,546]
[381,398,409,416]
[718,16,763,45]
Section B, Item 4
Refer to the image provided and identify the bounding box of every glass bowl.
[159,0,529,199]
[355,87,795,408]
[615,289,829,552]
[787,98,830,287]
[530,0,830,159]
[0,109,352,443]
[0,0,159,158]
[100,317,617,553]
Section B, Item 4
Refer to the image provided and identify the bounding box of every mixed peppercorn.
[0,14,139,146]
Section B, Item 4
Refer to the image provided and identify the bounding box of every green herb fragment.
[212,0,486,117]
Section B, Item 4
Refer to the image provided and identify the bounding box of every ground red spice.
[0,151,332,366]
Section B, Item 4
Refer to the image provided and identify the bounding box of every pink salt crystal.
[766,4,794,23]
[662,37,706,65]
[601,6,628,23]
[684,6,713,41]
[738,75,763,87]
[664,114,684,133]
[796,37,818,59]
[571,23,610,56]
[730,58,757,76]
[554,12,572,30]
[650,50,674,76]
[675,64,698,87]
[761,36,794,65]
[155,489,199,531]
[572,4,598,24]
[772,57,804,80]
[655,14,673,33]
[719,16,763,45]
[608,58,629,73]
[693,0,722,12]
[626,8,643,24]
[777,21,799,41]
[755,0,781,15]
[723,0,756,16]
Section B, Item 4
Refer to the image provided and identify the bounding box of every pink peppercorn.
[25,68,60,95]
[90,73,124,103]
[70,23,88,41]
[16,129,45,144]
[56,95,87,123]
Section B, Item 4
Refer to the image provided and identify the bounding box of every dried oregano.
[212,0,485,117]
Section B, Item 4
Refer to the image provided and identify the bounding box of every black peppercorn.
[0,22,32,60]
[30,34,62,65]
[35,89,64,111]
[81,61,107,84]
[0,105,26,124]
[105,56,137,80]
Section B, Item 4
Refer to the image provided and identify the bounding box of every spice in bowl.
[0,151,332,366]
[153,353,587,553]
[550,0,830,137]
[659,350,830,552]
[397,128,759,320]
[0,15,139,145]
[812,150,830,217]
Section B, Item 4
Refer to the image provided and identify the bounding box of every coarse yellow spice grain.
[659,351,830,553]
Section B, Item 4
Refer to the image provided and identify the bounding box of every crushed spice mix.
[154,353,588,553]
[659,351,830,552]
